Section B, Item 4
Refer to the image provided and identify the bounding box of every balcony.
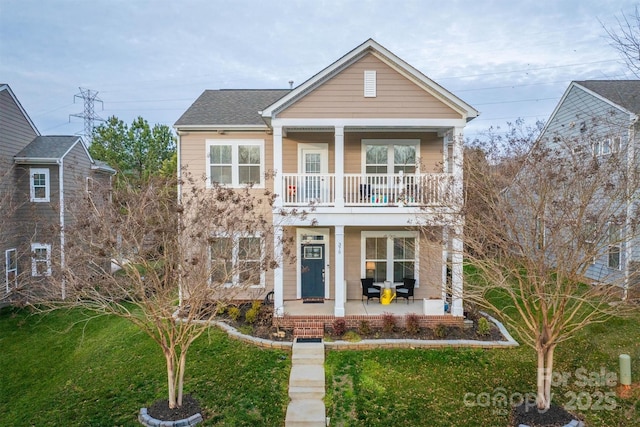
[282,173,454,207]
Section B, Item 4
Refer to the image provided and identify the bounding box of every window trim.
[205,139,265,188]
[5,248,17,291]
[361,139,420,175]
[31,243,51,277]
[593,136,621,156]
[209,233,265,288]
[361,231,419,286]
[30,168,50,202]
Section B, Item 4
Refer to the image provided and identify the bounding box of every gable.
[278,53,462,120]
[0,86,39,163]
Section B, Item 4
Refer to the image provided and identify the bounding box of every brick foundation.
[276,314,464,330]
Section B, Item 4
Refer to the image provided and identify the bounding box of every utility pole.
[69,88,104,144]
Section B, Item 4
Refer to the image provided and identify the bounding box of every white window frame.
[5,248,17,292]
[593,136,621,156]
[209,233,265,288]
[607,223,622,270]
[31,243,51,277]
[361,231,419,286]
[30,168,50,202]
[361,140,420,175]
[205,139,265,188]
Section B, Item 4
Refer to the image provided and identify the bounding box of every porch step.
[289,365,325,388]
[285,399,326,427]
[293,321,324,340]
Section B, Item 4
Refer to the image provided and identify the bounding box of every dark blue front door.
[301,244,324,298]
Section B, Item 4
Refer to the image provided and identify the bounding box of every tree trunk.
[176,349,188,407]
[536,344,555,410]
[165,350,177,409]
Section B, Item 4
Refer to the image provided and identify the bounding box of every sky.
[1,0,638,141]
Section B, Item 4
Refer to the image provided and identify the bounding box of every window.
[608,224,621,270]
[364,70,376,97]
[31,243,51,277]
[362,231,418,284]
[593,136,621,156]
[30,168,50,202]
[210,235,264,287]
[5,249,17,291]
[206,140,264,187]
[363,140,419,174]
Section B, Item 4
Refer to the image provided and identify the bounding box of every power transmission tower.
[69,88,105,144]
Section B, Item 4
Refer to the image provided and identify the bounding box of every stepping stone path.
[285,341,327,427]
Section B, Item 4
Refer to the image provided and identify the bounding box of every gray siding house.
[0,84,115,297]
[537,80,639,293]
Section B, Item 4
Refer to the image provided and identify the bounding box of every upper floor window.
[593,136,621,156]
[206,140,264,188]
[31,243,51,277]
[30,168,50,202]
[362,140,419,174]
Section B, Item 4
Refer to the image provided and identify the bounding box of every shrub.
[381,312,396,333]
[477,317,491,336]
[251,300,262,311]
[332,318,347,336]
[405,313,420,335]
[358,320,372,335]
[343,331,362,342]
[433,323,448,338]
[245,306,260,324]
[227,306,241,321]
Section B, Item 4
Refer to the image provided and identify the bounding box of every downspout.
[58,158,65,300]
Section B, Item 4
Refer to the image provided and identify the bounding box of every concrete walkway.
[285,341,327,427]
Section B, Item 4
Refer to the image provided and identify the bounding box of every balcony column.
[334,225,345,316]
[334,126,344,208]
[451,224,464,317]
[273,125,283,208]
[452,127,464,210]
[442,226,449,301]
[274,225,285,316]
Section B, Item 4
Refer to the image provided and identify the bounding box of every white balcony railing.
[282,173,454,207]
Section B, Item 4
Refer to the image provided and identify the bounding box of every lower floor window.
[31,243,51,277]
[362,231,417,283]
[210,235,263,287]
[5,248,17,290]
[608,224,621,270]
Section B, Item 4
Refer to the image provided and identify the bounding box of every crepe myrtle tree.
[462,121,638,410]
[603,6,640,78]
[25,172,298,410]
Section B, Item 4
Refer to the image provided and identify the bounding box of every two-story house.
[0,84,115,298]
[536,80,639,297]
[175,40,478,326]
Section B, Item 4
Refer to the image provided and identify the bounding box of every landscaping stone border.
[138,408,203,427]
[208,311,519,350]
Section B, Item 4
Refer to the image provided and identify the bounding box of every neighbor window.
[31,243,51,277]
[608,224,621,270]
[363,140,418,174]
[206,140,264,187]
[30,168,50,202]
[362,231,417,284]
[210,235,264,287]
[5,248,17,291]
[593,136,621,156]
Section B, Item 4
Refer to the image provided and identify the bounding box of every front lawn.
[0,307,290,426]
[325,312,640,426]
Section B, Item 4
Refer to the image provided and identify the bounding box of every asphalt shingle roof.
[14,136,81,159]
[576,80,640,115]
[174,89,290,126]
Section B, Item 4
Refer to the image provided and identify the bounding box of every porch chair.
[395,278,416,304]
[361,278,381,304]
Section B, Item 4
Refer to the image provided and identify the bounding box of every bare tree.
[463,122,638,410]
[603,6,640,78]
[23,173,297,410]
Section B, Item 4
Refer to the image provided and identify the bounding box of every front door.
[301,244,325,298]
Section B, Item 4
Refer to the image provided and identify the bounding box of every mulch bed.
[147,394,201,422]
[217,303,506,342]
[510,401,581,427]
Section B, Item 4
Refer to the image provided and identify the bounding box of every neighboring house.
[536,80,640,294]
[0,84,115,298]
[175,40,478,324]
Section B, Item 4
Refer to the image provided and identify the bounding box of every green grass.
[325,312,640,426]
[0,307,290,426]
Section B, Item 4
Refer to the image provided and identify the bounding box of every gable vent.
[364,70,376,97]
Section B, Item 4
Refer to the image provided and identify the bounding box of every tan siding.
[280,54,461,119]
